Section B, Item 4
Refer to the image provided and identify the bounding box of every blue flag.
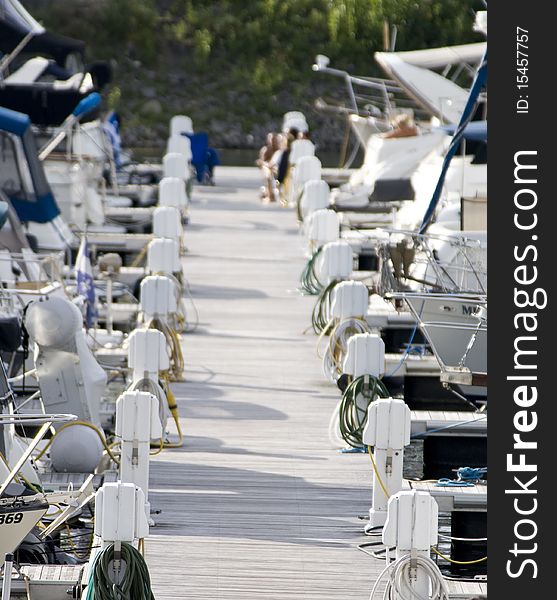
[103,111,123,169]
[75,236,96,328]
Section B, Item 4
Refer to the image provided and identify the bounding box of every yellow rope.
[368,445,389,499]
[147,317,184,380]
[150,437,164,456]
[431,546,487,565]
[64,523,92,560]
[160,377,184,448]
[130,242,149,267]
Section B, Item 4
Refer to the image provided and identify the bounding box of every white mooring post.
[318,240,353,284]
[362,398,411,530]
[115,391,163,523]
[128,328,169,386]
[330,280,369,321]
[140,275,178,322]
[94,482,150,551]
[306,208,339,251]
[147,237,181,276]
[383,490,439,600]
[153,206,183,248]
[343,333,385,380]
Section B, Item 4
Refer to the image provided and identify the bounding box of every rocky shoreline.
[111,58,351,152]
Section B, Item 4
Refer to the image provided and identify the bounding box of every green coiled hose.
[311,280,338,334]
[299,247,324,296]
[85,542,155,600]
[339,375,390,448]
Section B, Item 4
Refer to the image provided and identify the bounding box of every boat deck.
[143,167,486,599]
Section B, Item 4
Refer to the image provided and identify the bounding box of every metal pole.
[1,553,13,600]
[106,276,114,335]
[0,31,36,80]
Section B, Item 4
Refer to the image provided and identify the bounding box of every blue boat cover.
[186,132,220,182]
[1,106,61,223]
[439,120,487,142]
[0,105,31,136]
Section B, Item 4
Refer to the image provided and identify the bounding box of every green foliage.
[25,0,484,145]
[30,0,483,77]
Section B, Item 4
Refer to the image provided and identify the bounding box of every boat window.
[0,131,35,200]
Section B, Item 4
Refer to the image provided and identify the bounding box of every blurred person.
[257,132,281,167]
[276,133,297,205]
[383,113,419,139]
[258,133,283,203]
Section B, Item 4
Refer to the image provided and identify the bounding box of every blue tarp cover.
[439,120,487,142]
[0,105,30,136]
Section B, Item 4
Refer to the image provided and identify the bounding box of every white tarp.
[0,0,45,35]
[379,43,486,70]
[375,54,470,123]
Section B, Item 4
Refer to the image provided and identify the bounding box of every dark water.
[131,147,362,169]
[216,147,355,168]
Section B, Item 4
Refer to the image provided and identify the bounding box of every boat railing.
[0,251,66,293]
[389,291,487,376]
[374,229,487,296]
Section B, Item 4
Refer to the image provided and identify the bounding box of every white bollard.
[140,275,178,321]
[147,238,181,275]
[127,328,170,433]
[153,206,183,246]
[318,240,353,284]
[383,491,439,600]
[290,156,321,205]
[128,329,169,384]
[362,398,411,529]
[289,139,315,165]
[94,482,150,549]
[163,152,188,181]
[159,177,188,210]
[283,115,308,134]
[115,391,163,517]
[170,115,193,136]
[166,135,192,160]
[306,209,339,249]
[330,280,369,321]
[300,179,330,220]
[343,333,385,379]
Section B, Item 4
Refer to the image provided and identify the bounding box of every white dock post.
[305,208,339,252]
[299,179,329,221]
[153,206,184,249]
[318,240,353,285]
[147,237,182,276]
[382,490,439,600]
[139,275,178,322]
[362,397,411,530]
[343,333,385,380]
[159,176,188,211]
[128,328,169,386]
[115,391,162,521]
[94,482,149,549]
[330,280,369,321]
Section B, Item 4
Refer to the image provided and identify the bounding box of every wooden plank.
[445,579,487,598]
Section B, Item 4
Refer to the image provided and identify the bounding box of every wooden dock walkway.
[145,167,377,599]
[144,167,486,599]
